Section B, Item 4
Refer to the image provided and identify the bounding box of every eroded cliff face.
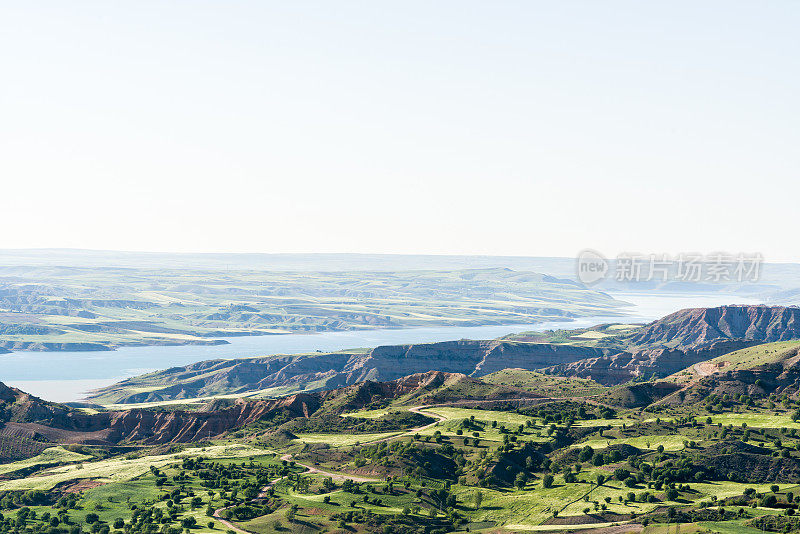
[535,306,800,384]
[341,340,603,382]
[104,394,320,444]
[542,340,756,385]
[628,305,800,350]
[90,340,609,404]
[472,343,608,376]
[342,340,497,382]
[0,388,323,445]
[0,382,77,425]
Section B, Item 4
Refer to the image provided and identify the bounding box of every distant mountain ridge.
[0,249,577,273]
[0,264,625,352]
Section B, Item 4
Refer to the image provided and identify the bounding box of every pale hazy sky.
[2,2,798,260]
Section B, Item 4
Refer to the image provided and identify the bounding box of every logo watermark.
[576,249,609,285]
[576,251,763,285]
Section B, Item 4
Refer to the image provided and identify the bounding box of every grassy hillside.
[9,366,800,533]
[595,382,683,408]
[15,307,800,533]
[0,446,91,476]
[667,341,800,384]
[500,323,640,349]
[482,369,607,397]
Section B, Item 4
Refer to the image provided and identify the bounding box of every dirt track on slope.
[212,395,610,532]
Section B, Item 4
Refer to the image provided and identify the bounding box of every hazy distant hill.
[1,250,796,297]
[0,265,624,351]
[0,249,576,273]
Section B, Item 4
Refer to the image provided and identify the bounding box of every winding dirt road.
[211,405,449,531]
[212,507,251,534]
[355,405,449,446]
[277,453,379,483]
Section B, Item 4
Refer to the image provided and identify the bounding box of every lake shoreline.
[0,310,634,354]
[0,292,762,402]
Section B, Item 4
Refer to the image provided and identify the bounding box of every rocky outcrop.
[543,304,800,385]
[628,305,800,350]
[103,394,320,444]
[543,340,756,385]
[319,371,540,412]
[0,380,315,444]
[343,340,608,382]
[0,381,76,424]
[539,305,800,385]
